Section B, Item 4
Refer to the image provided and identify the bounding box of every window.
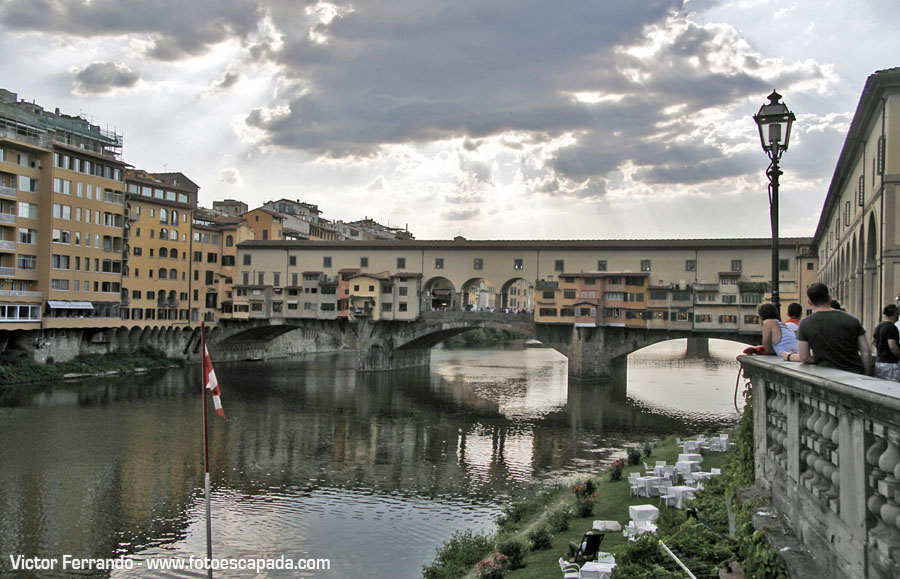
[697,314,712,323]
[685,260,696,272]
[52,229,71,244]
[52,204,72,220]
[435,258,444,269]
[719,315,738,324]
[51,279,70,290]
[859,174,865,206]
[399,287,408,296]
[722,294,737,304]
[51,254,70,269]
[288,255,297,267]
[243,254,251,266]
[807,262,814,270]
[323,256,332,268]
[542,290,555,299]
[514,258,524,270]
[741,293,763,305]
[554,259,564,272]
[382,303,393,312]
[744,315,760,325]
[257,272,265,285]
[597,260,607,272]
[17,254,36,270]
[18,202,38,219]
[539,308,557,316]
[226,235,234,247]
[18,228,37,244]
[563,290,576,299]
[779,259,790,272]
[473,258,483,270]
[397,257,406,269]
[649,290,667,300]
[360,257,369,268]
[398,303,408,312]
[207,252,217,263]
[640,259,651,272]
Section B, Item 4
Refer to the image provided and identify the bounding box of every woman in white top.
[758,303,799,356]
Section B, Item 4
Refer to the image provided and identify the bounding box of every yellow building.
[243,208,284,242]
[123,170,197,326]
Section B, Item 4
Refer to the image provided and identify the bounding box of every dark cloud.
[72,61,139,95]
[1,0,265,60]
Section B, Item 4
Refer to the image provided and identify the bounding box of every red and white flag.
[203,344,225,419]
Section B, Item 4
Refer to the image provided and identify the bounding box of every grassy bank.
[424,393,788,578]
[0,347,181,385]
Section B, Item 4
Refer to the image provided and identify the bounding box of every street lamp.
[754,90,795,317]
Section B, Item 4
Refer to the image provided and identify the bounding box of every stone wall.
[739,356,900,579]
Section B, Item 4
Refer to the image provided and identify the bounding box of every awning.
[46,300,94,310]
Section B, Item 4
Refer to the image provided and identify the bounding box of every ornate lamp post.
[754,91,795,316]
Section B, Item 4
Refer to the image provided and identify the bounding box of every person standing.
[782,282,872,375]
[873,304,900,381]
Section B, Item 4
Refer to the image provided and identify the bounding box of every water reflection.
[0,340,743,578]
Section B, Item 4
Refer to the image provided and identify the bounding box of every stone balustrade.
[739,356,900,579]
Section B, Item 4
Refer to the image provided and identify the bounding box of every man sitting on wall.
[782,282,872,375]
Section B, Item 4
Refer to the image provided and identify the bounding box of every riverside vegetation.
[0,347,180,385]
[422,384,789,578]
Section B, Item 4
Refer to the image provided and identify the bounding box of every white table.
[629,504,659,524]
[581,560,616,578]
[634,476,662,497]
[667,485,696,509]
[693,471,716,482]
[678,452,703,463]
[676,460,700,475]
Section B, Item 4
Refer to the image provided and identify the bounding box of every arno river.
[0,339,745,578]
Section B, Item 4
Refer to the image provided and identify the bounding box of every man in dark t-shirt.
[782,283,871,375]
[873,304,900,380]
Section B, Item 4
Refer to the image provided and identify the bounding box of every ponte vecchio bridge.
[211,236,816,379]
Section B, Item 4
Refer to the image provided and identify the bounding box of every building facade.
[814,68,900,330]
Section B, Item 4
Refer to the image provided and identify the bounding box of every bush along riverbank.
[422,391,788,578]
[0,347,181,385]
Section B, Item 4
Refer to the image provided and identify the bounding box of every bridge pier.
[685,337,710,358]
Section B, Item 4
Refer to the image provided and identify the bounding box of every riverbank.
[424,403,789,578]
[0,347,181,385]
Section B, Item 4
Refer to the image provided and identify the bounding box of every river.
[0,339,745,578]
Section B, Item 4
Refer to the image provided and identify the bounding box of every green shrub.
[475,552,509,579]
[609,458,626,481]
[422,529,493,579]
[496,538,527,570]
[547,506,571,532]
[526,527,553,551]
[627,447,642,465]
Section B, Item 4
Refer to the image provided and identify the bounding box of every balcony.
[0,240,14,251]
[0,185,16,199]
[0,213,15,224]
[0,266,14,277]
[0,289,42,298]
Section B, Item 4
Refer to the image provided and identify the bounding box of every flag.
[203,344,225,419]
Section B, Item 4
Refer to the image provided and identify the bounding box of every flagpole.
[201,321,213,579]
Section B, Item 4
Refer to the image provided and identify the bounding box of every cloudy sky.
[1,0,896,240]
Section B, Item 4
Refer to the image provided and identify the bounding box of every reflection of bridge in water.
[211,310,760,380]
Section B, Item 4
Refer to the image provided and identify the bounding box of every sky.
[0,0,897,240]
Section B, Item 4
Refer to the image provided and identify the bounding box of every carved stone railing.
[739,356,900,579]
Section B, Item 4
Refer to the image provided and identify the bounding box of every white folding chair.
[629,477,643,497]
[711,467,722,475]
[559,557,581,579]
[658,481,673,507]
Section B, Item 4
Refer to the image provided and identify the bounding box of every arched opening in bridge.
[424,276,456,311]
[499,277,534,312]
[461,277,491,311]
